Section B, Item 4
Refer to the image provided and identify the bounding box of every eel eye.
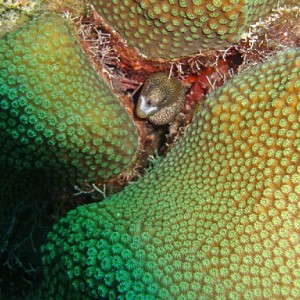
[161,97,167,104]
[146,82,155,92]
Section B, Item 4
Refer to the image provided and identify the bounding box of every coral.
[90,0,298,59]
[239,5,300,68]
[0,0,44,37]
[136,73,185,125]
[41,48,300,299]
[0,14,139,183]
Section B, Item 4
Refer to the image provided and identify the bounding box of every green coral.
[0,14,139,183]
[41,48,300,299]
[0,0,44,37]
[91,0,298,59]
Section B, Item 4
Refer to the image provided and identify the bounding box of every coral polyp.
[1,0,299,298]
[0,14,139,183]
[41,48,300,299]
[91,0,298,59]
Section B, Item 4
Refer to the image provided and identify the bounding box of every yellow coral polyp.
[91,0,297,59]
[41,48,300,299]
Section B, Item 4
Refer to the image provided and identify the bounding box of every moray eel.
[136,73,185,125]
[41,49,300,299]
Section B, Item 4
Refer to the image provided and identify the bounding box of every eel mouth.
[136,95,159,118]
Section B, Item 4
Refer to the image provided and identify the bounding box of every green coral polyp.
[0,14,139,183]
[91,0,297,59]
[41,49,300,299]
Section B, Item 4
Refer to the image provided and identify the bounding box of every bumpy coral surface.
[91,0,297,59]
[42,48,300,299]
[0,14,138,183]
[0,0,43,37]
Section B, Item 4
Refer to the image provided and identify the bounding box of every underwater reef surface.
[0,11,139,248]
[91,0,299,58]
[0,11,138,298]
[0,13,138,183]
[0,0,299,298]
[42,49,300,299]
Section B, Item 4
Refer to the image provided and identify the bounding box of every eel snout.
[136,94,160,118]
